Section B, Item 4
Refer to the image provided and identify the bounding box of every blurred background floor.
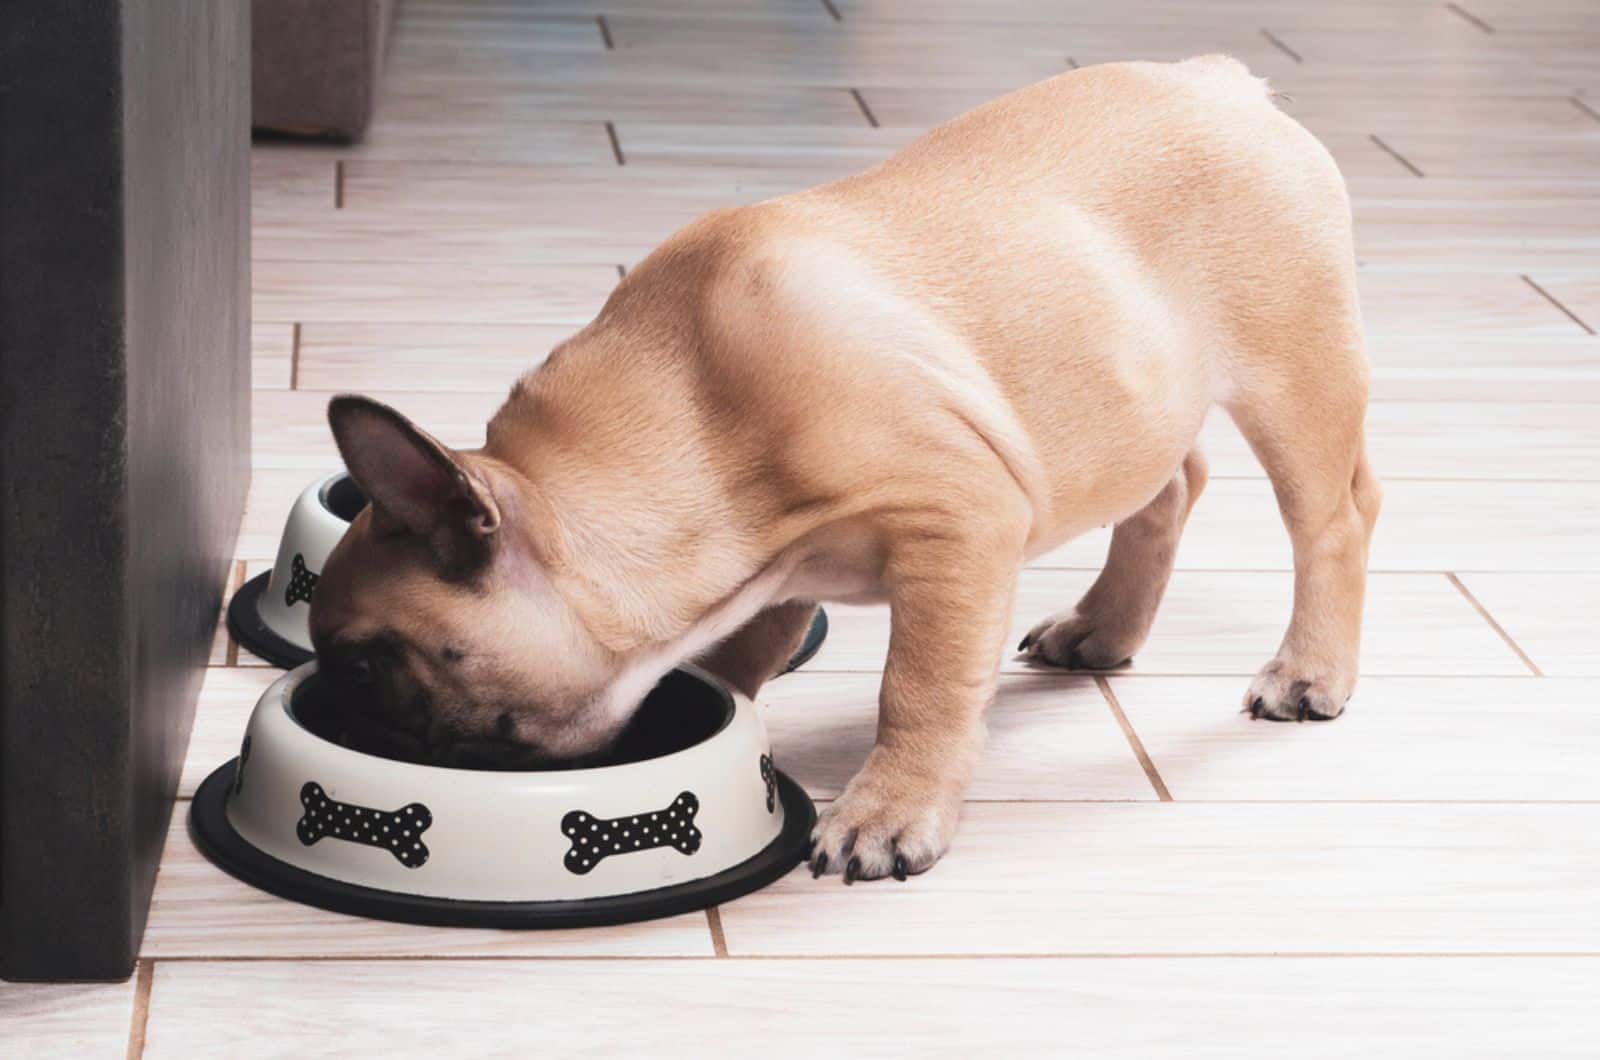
[13,0,1597,1055]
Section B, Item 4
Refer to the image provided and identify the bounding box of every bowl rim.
[277,662,741,778]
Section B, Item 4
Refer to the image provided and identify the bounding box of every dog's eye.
[349,657,375,686]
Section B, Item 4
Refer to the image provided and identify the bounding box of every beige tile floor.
[12,0,1597,1055]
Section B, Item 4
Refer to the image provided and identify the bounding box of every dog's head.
[309,395,645,768]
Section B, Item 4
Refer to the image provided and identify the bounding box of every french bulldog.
[309,55,1381,883]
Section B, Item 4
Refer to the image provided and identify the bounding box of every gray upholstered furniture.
[253,0,395,140]
[0,0,251,981]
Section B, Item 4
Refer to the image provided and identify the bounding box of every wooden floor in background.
[11,0,1597,1055]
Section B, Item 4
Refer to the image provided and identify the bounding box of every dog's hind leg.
[1227,347,1382,722]
[1020,447,1208,669]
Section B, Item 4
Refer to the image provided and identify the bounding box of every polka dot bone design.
[760,754,777,813]
[297,782,433,868]
[562,792,702,875]
[284,552,319,606]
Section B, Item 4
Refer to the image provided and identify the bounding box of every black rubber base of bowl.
[189,759,817,929]
[781,606,829,674]
[225,572,312,670]
[228,569,831,676]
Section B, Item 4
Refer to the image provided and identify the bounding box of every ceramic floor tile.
[1350,178,1600,273]
[718,802,1600,955]
[0,977,137,1060]
[139,956,1600,1059]
[1364,334,1600,402]
[256,162,827,266]
[251,323,294,389]
[141,818,714,958]
[762,671,1154,801]
[1454,572,1600,675]
[381,79,867,125]
[179,667,283,797]
[1110,675,1596,800]
[237,469,325,557]
[249,390,503,470]
[805,571,1528,677]
[1374,130,1600,181]
[1356,270,1591,336]
[1034,478,1600,574]
[252,260,618,325]
[609,122,916,168]
[1198,402,1600,481]
[295,322,569,392]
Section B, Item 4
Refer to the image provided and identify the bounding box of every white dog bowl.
[189,664,814,926]
[226,471,367,669]
[227,470,829,672]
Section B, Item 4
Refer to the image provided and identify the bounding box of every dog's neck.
[483,316,798,669]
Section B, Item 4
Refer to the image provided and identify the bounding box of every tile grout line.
[1572,96,1600,124]
[604,121,626,166]
[1369,134,1425,177]
[1445,2,1495,33]
[125,959,154,1060]
[595,15,613,50]
[289,322,302,390]
[1095,676,1173,801]
[1521,274,1595,334]
[819,0,842,22]
[1260,29,1303,63]
[1445,572,1544,676]
[848,88,879,128]
[706,907,729,956]
[334,161,345,209]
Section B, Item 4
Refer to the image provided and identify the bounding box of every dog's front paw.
[1243,657,1353,722]
[808,753,964,883]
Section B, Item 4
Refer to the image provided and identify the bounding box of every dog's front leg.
[808,524,1021,882]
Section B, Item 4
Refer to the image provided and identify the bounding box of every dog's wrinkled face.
[309,395,638,768]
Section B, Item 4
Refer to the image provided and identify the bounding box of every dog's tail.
[1185,53,1285,104]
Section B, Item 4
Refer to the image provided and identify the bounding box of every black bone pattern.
[233,733,252,796]
[760,754,777,813]
[296,782,432,868]
[284,552,319,606]
[562,792,701,875]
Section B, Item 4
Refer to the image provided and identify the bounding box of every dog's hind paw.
[1017,608,1142,670]
[1243,658,1352,722]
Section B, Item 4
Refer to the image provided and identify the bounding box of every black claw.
[811,852,828,878]
[1297,695,1311,722]
[844,856,860,884]
[892,854,909,881]
[1017,634,1034,652]
[1249,696,1265,718]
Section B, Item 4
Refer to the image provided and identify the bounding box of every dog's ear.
[327,395,501,564]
